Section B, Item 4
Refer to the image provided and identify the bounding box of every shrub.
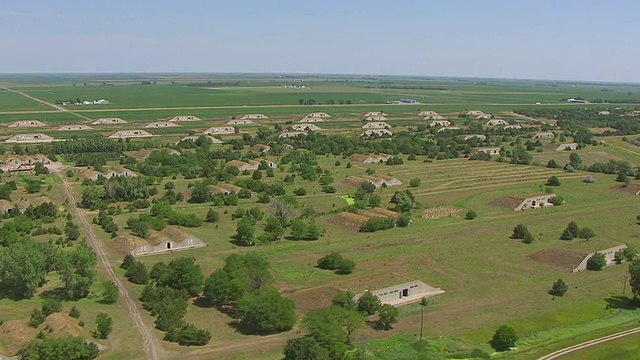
[317,252,343,270]
[582,176,597,183]
[357,291,381,315]
[549,279,568,296]
[491,325,518,351]
[42,299,62,316]
[359,216,395,232]
[546,176,561,186]
[94,313,113,339]
[321,185,336,193]
[69,306,81,319]
[409,178,421,187]
[336,259,356,275]
[164,322,211,346]
[465,210,477,220]
[28,308,47,328]
[395,213,411,227]
[587,253,606,271]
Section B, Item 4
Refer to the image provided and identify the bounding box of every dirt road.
[56,169,158,360]
[536,326,640,359]
[3,87,92,120]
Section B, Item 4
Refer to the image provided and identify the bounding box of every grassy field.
[1,74,640,359]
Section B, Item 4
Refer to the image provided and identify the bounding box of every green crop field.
[1,74,640,360]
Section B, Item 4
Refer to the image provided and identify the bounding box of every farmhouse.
[131,236,206,257]
[240,114,268,120]
[462,134,486,141]
[514,194,556,211]
[203,126,235,135]
[249,144,271,153]
[572,245,628,273]
[292,124,321,131]
[556,143,579,151]
[168,115,201,122]
[366,116,388,121]
[279,131,305,138]
[1,154,51,172]
[299,117,324,123]
[92,117,127,125]
[362,129,393,137]
[486,119,508,126]
[362,122,391,129]
[57,125,92,131]
[305,112,331,118]
[504,125,522,130]
[348,153,393,163]
[437,126,461,132]
[353,280,445,307]
[463,110,485,116]
[145,122,179,128]
[475,147,501,155]
[598,111,611,115]
[227,119,254,125]
[534,132,555,139]
[364,111,386,117]
[418,110,439,117]
[429,120,451,127]
[8,120,46,127]
[108,130,153,139]
[178,135,222,144]
[5,133,54,143]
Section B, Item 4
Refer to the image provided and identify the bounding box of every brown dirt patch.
[328,212,369,231]
[365,207,399,218]
[112,233,147,254]
[42,313,86,338]
[611,183,640,195]
[287,286,342,315]
[526,248,586,270]
[341,176,367,187]
[161,226,193,241]
[490,196,522,209]
[0,318,37,355]
[422,206,461,219]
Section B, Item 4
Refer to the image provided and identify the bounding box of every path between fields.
[2,87,91,120]
[601,139,640,157]
[536,326,640,359]
[55,167,159,360]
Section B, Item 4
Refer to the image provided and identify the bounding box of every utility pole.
[419,297,429,341]
[623,271,630,295]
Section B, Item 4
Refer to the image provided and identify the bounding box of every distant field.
[0,89,51,111]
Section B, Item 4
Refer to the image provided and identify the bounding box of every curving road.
[537,326,640,360]
[56,169,158,360]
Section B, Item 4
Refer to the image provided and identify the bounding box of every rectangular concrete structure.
[354,280,445,307]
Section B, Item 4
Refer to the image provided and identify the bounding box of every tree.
[25,180,42,194]
[125,260,150,284]
[0,239,57,298]
[561,221,581,240]
[409,178,421,187]
[130,221,149,238]
[332,291,356,310]
[120,253,136,270]
[163,322,211,346]
[58,243,97,300]
[512,224,531,240]
[317,252,343,270]
[154,257,204,296]
[378,304,399,330]
[547,159,561,168]
[94,313,113,339]
[270,198,301,227]
[569,152,582,169]
[235,218,255,245]
[546,176,561,186]
[205,208,219,223]
[523,231,535,244]
[188,182,211,203]
[587,253,607,271]
[390,190,414,213]
[252,169,262,180]
[18,336,99,360]
[465,210,477,220]
[302,306,364,358]
[549,279,568,297]
[283,336,330,360]
[101,280,119,304]
[42,298,62,316]
[491,325,518,351]
[357,291,381,315]
[510,147,532,165]
[629,259,640,299]
[579,227,596,240]
[336,259,356,275]
[236,288,296,333]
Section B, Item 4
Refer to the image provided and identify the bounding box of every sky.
[1,0,639,82]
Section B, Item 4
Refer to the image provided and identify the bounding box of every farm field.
[0,74,640,360]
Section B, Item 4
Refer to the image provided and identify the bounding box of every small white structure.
[486,119,508,126]
[5,133,54,143]
[299,117,325,123]
[424,114,445,120]
[353,280,445,307]
[534,132,555,139]
[8,120,46,127]
[556,143,579,151]
[227,119,254,125]
[418,110,440,117]
[103,170,137,179]
[364,111,386,117]
[429,120,451,127]
[476,114,492,120]
[363,175,402,188]
[362,129,393,137]
[249,144,271,153]
[292,124,321,131]
[362,122,391,129]
[225,159,277,172]
[145,122,179,128]
[464,110,485,116]
[514,194,556,211]
[92,118,127,125]
[437,126,460,132]
[463,134,486,141]
[131,237,206,257]
[57,125,92,131]
[240,114,268,120]
[1,154,51,172]
[348,153,393,163]
[108,130,153,139]
[279,131,305,138]
[572,245,628,273]
[169,115,201,122]
[305,112,330,118]
[203,126,235,135]
[598,111,611,115]
[504,125,522,130]
[366,116,388,121]
[178,135,222,144]
[476,147,501,155]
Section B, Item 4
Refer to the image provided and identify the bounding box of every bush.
[546,176,561,186]
[549,279,568,296]
[409,178,421,187]
[587,253,606,271]
[321,185,336,193]
[359,216,395,232]
[18,336,99,360]
[94,313,113,339]
[125,260,150,284]
[205,208,219,223]
[293,187,307,196]
[42,298,62,316]
[317,252,343,270]
[69,306,81,319]
[395,213,411,227]
[336,259,356,275]
[582,176,597,183]
[491,325,518,352]
[28,308,47,328]
[357,291,381,315]
[164,322,211,346]
[465,210,477,220]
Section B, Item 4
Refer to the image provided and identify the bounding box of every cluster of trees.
[18,336,99,360]
[204,253,296,334]
[515,107,640,136]
[560,221,595,241]
[93,209,119,237]
[359,216,396,232]
[317,252,356,275]
[491,325,519,352]
[512,224,534,244]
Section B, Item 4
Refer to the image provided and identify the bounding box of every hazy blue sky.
[1,0,639,82]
